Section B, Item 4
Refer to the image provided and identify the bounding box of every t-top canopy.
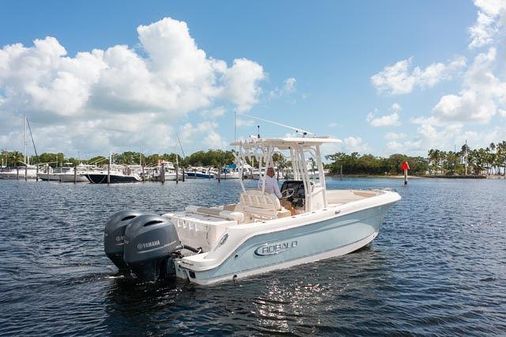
[231,136,342,150]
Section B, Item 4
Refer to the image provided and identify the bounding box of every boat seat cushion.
[239,190,287,219]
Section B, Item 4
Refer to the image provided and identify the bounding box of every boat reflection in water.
[250,244,388,334]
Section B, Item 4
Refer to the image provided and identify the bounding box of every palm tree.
[460,143,470,175]
[467,149,477,174]
[486,143,497,175]
[428,149,442,175]
[272,152,287,180]
[443,151,460,175]
[474,148,488,175]
[428,149,436,175]
[496,141,506,176]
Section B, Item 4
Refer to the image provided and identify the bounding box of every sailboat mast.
[176,134,186,158]
[24,115,27,165]
[26,118,38,158]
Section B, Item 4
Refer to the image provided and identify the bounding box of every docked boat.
[216,164,242,179]
[84,166,142,184]
[248,167,285,180]
[147,162,181,181]
[103,136,400,285]
[38,165,89,183]
[0,166,38,180]
[0,116,38,180]
[186,167,215,179]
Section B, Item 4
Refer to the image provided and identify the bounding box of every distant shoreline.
[327,174,421,179]
[327,174,504,179]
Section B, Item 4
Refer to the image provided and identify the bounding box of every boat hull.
[215,173,241,179]
[152,172,180,181]
[0,169,37,180]
[187,172,214,179]
[175,203,391,285]
[84,174,141,184]
[38,173,88,182]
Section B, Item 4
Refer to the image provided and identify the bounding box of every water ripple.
[0,178,505,336]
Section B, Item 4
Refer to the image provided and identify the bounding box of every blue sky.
[0,0,504,158]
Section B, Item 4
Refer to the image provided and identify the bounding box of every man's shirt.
[258,175,282,198]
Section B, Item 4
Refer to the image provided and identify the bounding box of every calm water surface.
[0,178,505,336]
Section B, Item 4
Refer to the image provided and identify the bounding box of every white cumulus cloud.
[0,17,266,155]
[371,56,466,95]
[221,58,265,112]
[236,118,255,128]
[366,103,402,127]
[432,48,505,124]
[343,136,369,153]
[370,1,506,156]
[384,132,407,141]
[180,121,227,150]
[200,106,226,119]
[269,77,297,98]
[469,0,506,48]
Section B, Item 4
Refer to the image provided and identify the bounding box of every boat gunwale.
[174,190,400,272]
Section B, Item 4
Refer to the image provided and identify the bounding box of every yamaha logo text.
[137,240,161,250]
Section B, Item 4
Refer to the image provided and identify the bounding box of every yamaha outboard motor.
[104,210,145,271]
[123,215,181,282]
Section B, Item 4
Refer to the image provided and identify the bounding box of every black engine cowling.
[104,210,145,271]
[123,214,181,282]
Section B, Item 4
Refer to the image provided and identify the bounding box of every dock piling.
[107,162,110,185]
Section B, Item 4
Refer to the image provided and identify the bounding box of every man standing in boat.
[258,167,282,198]
[259,167,295,214]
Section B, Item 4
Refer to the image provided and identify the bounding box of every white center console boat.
[104,137,401,285]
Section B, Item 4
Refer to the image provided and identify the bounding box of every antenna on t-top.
[242,114,313,136]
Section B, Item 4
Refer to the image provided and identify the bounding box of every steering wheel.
[281,187,295,199]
